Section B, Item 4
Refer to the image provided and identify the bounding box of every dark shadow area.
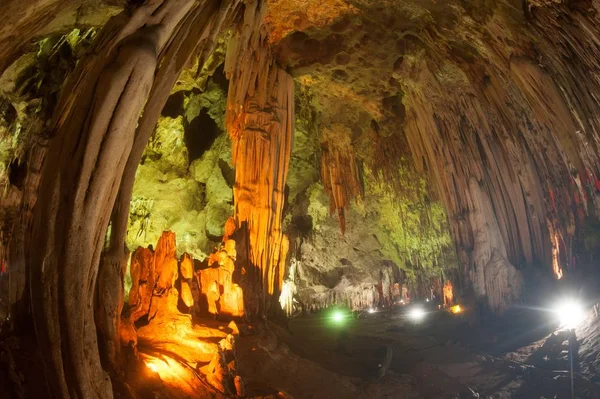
[184,110,221,163]
[8,159,27,189]
[211,64,229,93]
[218,159,235,188]
[0,332,50,399]
[431,306,558,357]
[161,91,185,118]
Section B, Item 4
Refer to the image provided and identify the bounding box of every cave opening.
[1,0,600,398]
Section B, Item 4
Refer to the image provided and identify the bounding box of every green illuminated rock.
[127,88,234,260]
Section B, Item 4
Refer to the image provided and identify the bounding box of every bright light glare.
[426,298,430,302]
[554,299,586,329]
[408,307,426,321]
[146,361,158,373]
[368,308,375,314]
[450,304,461,314]
[332,311,345,322]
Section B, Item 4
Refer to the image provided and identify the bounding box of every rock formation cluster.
[127,230,244,396]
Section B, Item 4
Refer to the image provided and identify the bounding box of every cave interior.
[2,0,600,398]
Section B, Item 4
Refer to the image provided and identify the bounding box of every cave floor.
[237,307,600,398]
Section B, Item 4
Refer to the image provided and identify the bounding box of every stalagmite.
[128,246,155,323]
[443,280,454,307]
[198,239,245,317]
[180,254,195,308]
[295,261,402,311]
[224,0,294,315]
[127,231,243,395]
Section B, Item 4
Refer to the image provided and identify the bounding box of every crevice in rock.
[185,109,221,164]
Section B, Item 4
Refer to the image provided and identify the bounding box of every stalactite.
[371,132,412,193]
[320,123,363,234]
[0,0,72,74]
[99,0,242,378]
[546,218,564,280]
[397,8,600,310]
[224,0,294,315]
[255,0,600,314]
[27,1,243,396]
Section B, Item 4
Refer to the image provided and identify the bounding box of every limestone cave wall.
[126,75,234,262]
[282,113,457,311]
[264,0,600,312]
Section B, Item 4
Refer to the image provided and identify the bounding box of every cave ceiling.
[262,0,600,311]
[265,0,520,139]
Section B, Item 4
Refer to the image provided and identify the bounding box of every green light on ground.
[332,311,345,323]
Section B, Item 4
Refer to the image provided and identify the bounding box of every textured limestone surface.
[127,82,234,261]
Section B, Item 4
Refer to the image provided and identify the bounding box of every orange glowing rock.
[206,280,220,315]
[228,320,240,335]
[221,284,244,317]
[224,239,236,259]
[136,278,227,364]
[142,354,215,396]
[443,280,454,307]
[180,282,194,308]
[145,360,158,373]
[154,232,178,293]
[200,334,242,396]
[126,231,244,394]
[224,0,294,313]
[179,254,194,307]
[234,375,245,397]
[198,243,244,317]
[180,253,194,279]
[224,217,236,240]
[128,246,155,322]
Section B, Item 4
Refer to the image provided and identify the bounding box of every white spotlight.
[368,308,375,314]
[408,307,426,322]
[553,299,586,330]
